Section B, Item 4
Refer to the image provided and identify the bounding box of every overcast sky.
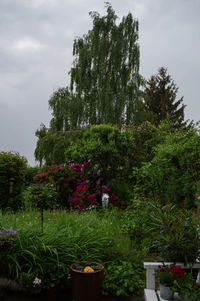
[0,0,200,166]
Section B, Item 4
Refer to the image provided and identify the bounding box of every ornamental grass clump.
[0,227,18,250]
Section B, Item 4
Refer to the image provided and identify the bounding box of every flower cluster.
[83,266,94,273]
[157,264,184,287]
[0,227,18,248]
[69,161,119,212]
[33,277,41,286]
[171,265,184,278]
[34,160,120,211]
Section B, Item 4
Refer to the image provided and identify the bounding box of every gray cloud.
[0,0,200,165]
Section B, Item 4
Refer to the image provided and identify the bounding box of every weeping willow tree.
[35,3,142,165]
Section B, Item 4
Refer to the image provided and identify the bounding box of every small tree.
[28,184,58,231]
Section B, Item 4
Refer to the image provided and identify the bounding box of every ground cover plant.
[0,209,146,297]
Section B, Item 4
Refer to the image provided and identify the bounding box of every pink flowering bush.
[69,161,119,212]
[34,161,119,211]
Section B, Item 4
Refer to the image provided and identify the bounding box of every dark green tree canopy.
[143,67,186,128]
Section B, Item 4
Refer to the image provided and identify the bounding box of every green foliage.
[34,164,76,209]
[0,151,27,211]
[23,166,40,186]
[143,67,187,128]
[35,3,143,165]
[65,124,134,184]
[0,210,137,283]
[27,184,58,231]
[120,199,152,251]
[35,124,84,166]
[27,184,58,210]
[128,121,159,167]
[103,260,144,297]
[107,178,131,208]
[172,272,200,300]
[149,203,200,264]
[69,3,142,128]
[19,263,68,294]
[135,127,200,207]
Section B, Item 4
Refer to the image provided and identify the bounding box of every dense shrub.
[69,161,120,211]
[0,151,27,211]
[128,121,158,167]
[28,184,58,210]
[65,124,135,184]
[134,127,200,207]
[34,163,76,209]
[34,161,120,211]
[103,260,144,297]
[120,199,153,250]
[23,166,40,186]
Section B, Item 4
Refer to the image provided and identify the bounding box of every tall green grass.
[0,209,133,279]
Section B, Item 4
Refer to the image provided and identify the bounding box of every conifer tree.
[143,67,186,128]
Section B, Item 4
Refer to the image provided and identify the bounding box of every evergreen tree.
[143,67,186,128]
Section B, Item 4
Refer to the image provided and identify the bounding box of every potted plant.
[157,263,185,300]
[172,272,200,301]
[0,227,18,251]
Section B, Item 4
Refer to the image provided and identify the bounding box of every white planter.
[160,283,174,300]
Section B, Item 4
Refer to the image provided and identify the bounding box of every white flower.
[33,277,41,286]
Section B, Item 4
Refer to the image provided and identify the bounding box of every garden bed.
[0,209,146,299]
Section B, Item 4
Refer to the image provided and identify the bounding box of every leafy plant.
[136,127,200,207]
[149,203,200,264]
[0,227,18,250]
[27,184,58,231]
[172,272,200,300]
[120,202,151,250]
[34,163,76,209]
[65,124,135,185]
[19,263,69,294]
[156,264,184,287]
[103,260,144,297]
[0,151,27,211]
